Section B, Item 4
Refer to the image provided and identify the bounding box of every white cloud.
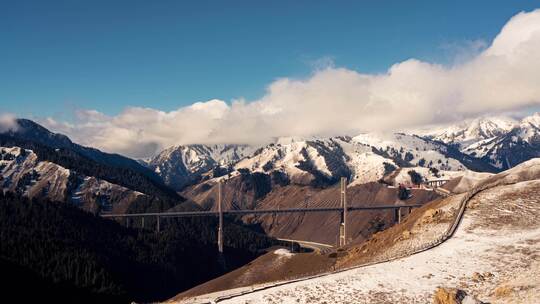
[0,113,19,132]
[40,9,540,158]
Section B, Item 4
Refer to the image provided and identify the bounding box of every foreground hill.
[171,159,540,303]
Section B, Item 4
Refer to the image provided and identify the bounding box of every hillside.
[171,159,540,303]
[0,120,180,201]
[181,171,440,245]
[0,146,148,213]
[0,192,278,303]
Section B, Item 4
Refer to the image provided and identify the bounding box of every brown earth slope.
[183,176,439,245]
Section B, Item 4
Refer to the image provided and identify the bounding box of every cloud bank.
[42,9,540,158]
[0,114,18,133]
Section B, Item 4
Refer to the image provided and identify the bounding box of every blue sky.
[1,0,539,119]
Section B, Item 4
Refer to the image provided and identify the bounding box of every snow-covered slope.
[2,118,162,182]
[234,134,489,187]
[234,137,351,186]
[153,134,492,190]
[149,114,540,191]
[191,160,540,304]
[423,116,517,148]
[148,144,255,190]
[0,146,144,213]
[419,113,540,170]
[352,132,466,170]
[458,113,540,169]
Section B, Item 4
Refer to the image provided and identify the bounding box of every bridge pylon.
[217,180,224,253]
[339,177,348,247]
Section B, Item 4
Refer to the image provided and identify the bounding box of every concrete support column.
[339,177,347,247]
[218,180,224,253]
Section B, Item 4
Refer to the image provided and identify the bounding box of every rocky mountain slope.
[0,120,189,216]
[152,134,494,193]
[149,113,540,194]
[0,146,145,213]
[6,119,163,183]
[147,144,255,191]
[423,113,540,170]
[425,116,517,147]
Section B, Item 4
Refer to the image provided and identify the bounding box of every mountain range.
[2,113,540,302]
[146,113,540,193]
[2,113,539,211]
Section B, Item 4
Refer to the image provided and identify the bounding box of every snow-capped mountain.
[234,137,352,186]
[423,116,517,148]
[0,146,144,213]
[233,134,485,187]
[518,112,540,143]
[3,118,163,184]
[157,134,492,191]
[141,114,540,191]
[424,113,540,170]
[461,113,540,169]
[147,144,256,190]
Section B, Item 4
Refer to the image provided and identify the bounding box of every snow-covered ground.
[214,180,540,303]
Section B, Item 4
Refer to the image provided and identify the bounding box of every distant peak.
[521,112,540,127]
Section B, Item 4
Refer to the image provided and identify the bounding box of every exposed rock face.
[153,134,488,192]
[433,287,484,304]
[433,287,467,304]
[147,144,255,191]
[425,113,540,170]
[0,146,144,213]
[3,118,161,182]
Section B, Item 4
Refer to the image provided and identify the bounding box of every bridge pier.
[394,207,403,224]
[339,177,347,247]
[141,217,145,229]
[218,180,224,253]
[157,216,160,233]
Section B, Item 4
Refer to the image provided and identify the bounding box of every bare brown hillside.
[182,176,440,245]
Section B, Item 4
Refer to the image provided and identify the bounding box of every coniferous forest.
[0,192,276,303]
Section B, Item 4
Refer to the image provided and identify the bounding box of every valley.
[4,4,540,303]
[1,115,539,303]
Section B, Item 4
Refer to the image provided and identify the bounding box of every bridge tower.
[217,180,224,253]
[339,177,348,247]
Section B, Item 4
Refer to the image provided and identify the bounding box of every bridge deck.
[100,204,424,218]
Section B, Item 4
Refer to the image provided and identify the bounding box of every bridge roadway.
[100,204,424,218]
[277,238,334,254]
